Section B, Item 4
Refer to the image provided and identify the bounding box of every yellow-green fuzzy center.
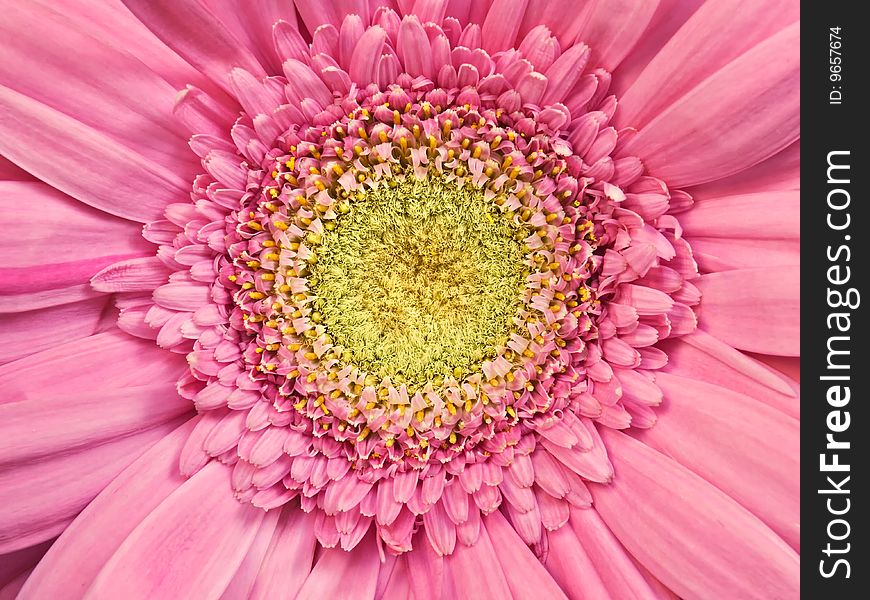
[310,176,525,386]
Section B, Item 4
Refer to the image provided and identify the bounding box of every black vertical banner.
[802,2,867,597]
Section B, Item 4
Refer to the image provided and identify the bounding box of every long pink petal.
[0,298,110,365]
[249,510,318,600]
[86,461,265,599]
[543,524,611,599]
[121,0,267,91]
[680,191,798,240]
[0,2,197,178]
[574,0,659,71]
[444,525,512,599]
[696,266,799,356]
[592,429,799,600]
[661,331,799,419]
[0,85,189,222]
[619,23,799,188]
[641,372,799,550]
[485,511,568,599]
[0,182,150,267]
[689,238,800,273]
[618,0,798,129]
[218,509,281,600]
[296,530,380,600]
[0,329,187,403]
[688,140,799,200]
[0,384,191,465]
[19,419,197,598]
[569,507,662,599]
[0,421,179,553]
[610,0,705,96]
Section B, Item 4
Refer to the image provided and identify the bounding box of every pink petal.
[0,85,189,222]
[248,510,317,600]
[0,421,179,553]
[661,331,799,419]
[444,524,512,598]
[641,372,799,550]
[349,26,387,85]
[218,510,281,600]
[0,329,187,403]
[398,15,434,78]
[544,524,611,599]
[0,2,197,178]
[680,191,799,240]
[485,510,568,599]
[574,0,659,71]
[0,182,150,268]
[91,257,172,293]
[0,383,191,465]
[0,297,110,365]
[619,23,799,188]
[0,540,52,591]
[696,266,799,356]
[480,0,529,54]
[19,419,197,598]
[618,0,798,129]
[121,0,267,90]
[87,461,265,599]
[591,429,799,600]
[569,507,664,599]
[689,140,799,200]
[296,530,379,599]
[610,0,705,96]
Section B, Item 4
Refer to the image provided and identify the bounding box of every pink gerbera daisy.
[0,0,799,598]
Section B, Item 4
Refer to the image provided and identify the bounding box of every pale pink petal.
[610,0,705,96]
[218,510,281,600]
[619,23,799,188]
[661,331,799,419]
[592,429,799,600]
[91,257,172,293]
[0,2,198,178]
[0,86,189,222]
[480,0,529,53]
[19,419,197,598]
[444,525,512,598]
[543,524,610,599]
[485,511,568,599]
[517,0,587,47]
[296,530,380,600]
[696,266,799,356]
[0,182,150,267]
[641,372,800,550]
[689,237,800,272]
[86,461,265,599]
[569,506,662,599]
[574,0,659,71]
[0,384,191,465]
[688,140,799,200]
[248,510,318,600]
[618,0,798,129]
[0,329,187,403]
[0,421,179,553]
[39,0,226,98]
[121,0,268,90]
[680,191,799,240]
[0,298,110,365]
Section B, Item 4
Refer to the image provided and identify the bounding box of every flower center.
[310,176,524,387]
